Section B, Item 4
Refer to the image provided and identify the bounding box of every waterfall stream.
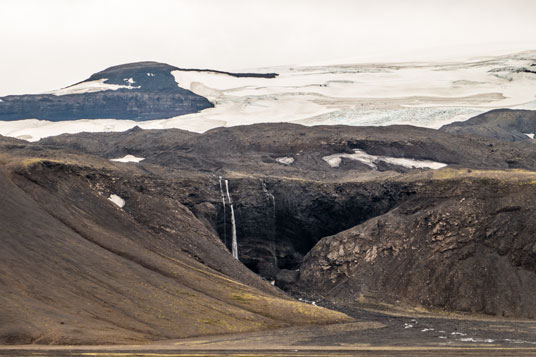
[224,179,238,259]
[260,179,276,218]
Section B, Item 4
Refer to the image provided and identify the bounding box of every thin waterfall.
[225,179,238,259]
[218,176,227,247]
[260,178,278,268]
[260,179,276,218]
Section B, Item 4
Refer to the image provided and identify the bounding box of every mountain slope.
[296,169,536,318]
[4,121,536,346]
[0,139,349,345]
[440,109,536,141]
[36,124,536,299]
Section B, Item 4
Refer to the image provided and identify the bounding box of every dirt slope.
[0,146,349,345]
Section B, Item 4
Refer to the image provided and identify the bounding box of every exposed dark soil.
[0,136,349,345]
[441,109,536,142]
[2,120,536,346]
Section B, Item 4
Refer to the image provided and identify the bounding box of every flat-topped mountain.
[0,62,276,123]
[1,51,535,142]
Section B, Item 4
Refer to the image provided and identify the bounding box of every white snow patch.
[421,328,434,332]
[276,157,294,165]
[404,323,413,329]
[110,155,145,163]
[108,194,125,208]
[459,337,494,343]
[48,78,138,96]
[124,78,135,85]
[146,73,155,77]
[298,298,318,305]
[324,156,342,168]
[322,149,447,170]
[504,339,536,345]
[451,332,467,336]
[524,133,535,139]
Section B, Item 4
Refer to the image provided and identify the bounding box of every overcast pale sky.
[1,0,536,95]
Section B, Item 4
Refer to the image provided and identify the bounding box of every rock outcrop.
[297,171,536,318]
[440,109,536,142]
[38,124,536,308]
[4,120,536,340]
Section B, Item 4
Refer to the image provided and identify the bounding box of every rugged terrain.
[3,115,536,347]
[296,168,536,318]
[35,122,536,310]
[0,134,349,345]
[37,123,536,277]
[441,109,536,141]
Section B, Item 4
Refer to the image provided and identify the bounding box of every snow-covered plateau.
[1,50,535,141]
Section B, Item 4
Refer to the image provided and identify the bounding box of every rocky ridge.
[4,117,536,345]
[441,109,536,142]
[37,122,536,314]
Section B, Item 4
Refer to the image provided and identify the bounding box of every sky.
[1,0,536,95]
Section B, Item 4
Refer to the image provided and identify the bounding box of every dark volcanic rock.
[489,66,536,75]
[40,122,536,174]
[6,121,536,333]
[440,109,536,142]
[0,62,277,122]
[296,174,536,318]
[39,126,199,158]
[86,62,194,92]
[210,177,410,280]
[275,269,300,290]
[38,123,536,286]
[0,145,349,345]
